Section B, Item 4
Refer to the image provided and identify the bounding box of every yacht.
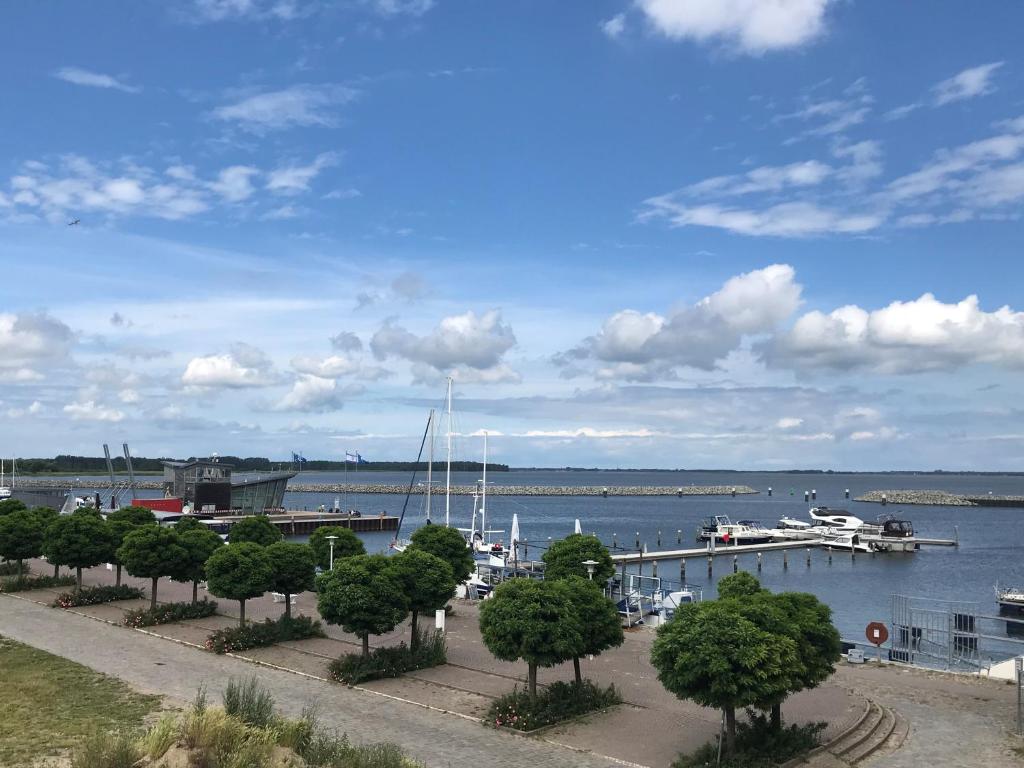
[769,517,820,541]
[697,515,773,545]
[808,507,865,531]
[861,518,917,553]
[997,586,1024,615]
[819,531,872,553]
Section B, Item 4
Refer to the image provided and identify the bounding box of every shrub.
[0,573,76,592]
[53,584,145,608]
[205,614,325,654]
[0,561,28,576]
[122,598,218,628]
[70,730,141,768]
[329,628,447,685]
[671,712,826,768]
[487,680,621,732]
[223,676,276,728]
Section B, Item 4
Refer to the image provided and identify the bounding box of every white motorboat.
[861,518,918,552]
[0,458,11,500]
[769,517,820,541]
[820,532,872,553]
[808,507,865,531]
[697,515,773,545]
[997,585,1024,614]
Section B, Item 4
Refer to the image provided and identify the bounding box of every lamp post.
[325,534,339,570]
[582,559,598,580]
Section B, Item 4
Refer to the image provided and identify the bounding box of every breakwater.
[856,490,1024,507]
[13,478,757,497]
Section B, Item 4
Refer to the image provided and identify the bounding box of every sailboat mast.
[445,376,452,527]
[426,408,434,521]
[481,431,487,544]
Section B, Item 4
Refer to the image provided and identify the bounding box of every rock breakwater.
[856,490,976,506]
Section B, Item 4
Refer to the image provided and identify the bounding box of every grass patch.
[123,598,218,627]
[0,573,77,592]
[205,614,325,654]
[329,628,447,685]
[672,712,827,768]
[53,584,145,608]
[487,679,621,732]
[0,635,161,765]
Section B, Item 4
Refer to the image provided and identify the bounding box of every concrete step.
[843,705,897,764]
[831,701,885,758]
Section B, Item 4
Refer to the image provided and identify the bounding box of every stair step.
[843,706,897,764]
[888,710,911,750]
[832,702,885,757]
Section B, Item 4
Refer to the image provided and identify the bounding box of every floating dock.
[611,540,816,563]
[217,512,399,535]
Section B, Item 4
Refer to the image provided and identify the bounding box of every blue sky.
[2,0,1024,470]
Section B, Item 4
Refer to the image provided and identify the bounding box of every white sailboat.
[0,459,11,500]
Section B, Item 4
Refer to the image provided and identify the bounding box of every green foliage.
[0,560,28,576]
[328,628,447,684]
[308,526,365,570]
[0,498,27,516]
[0,509,44,566]
[487,680,621,732]
[205,615,325,654]
[408,524,474,582]
[557,577,623,658]
[171,526,225,597]
[53,584,145,608]
[172,515,207,533]
[205,542,273,604]
[717,571,767,600]
[228,515,282,546]
[107,506,157,526]
[316,554,409,655]
[223,677,276,728]
[117,525,189,609]
[541,534,615,583]
[70,730,142,768]
[769,591,843,693]
[672,712,826,768]
[387,548,454,646]
[266,541,317,599]
[0,573,77,592]
[123,599,218,627]
[42,513,115,589]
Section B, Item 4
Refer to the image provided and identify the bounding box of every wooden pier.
[611,540,816,563]
[218,512,399,536]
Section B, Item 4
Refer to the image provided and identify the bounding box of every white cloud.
[641,199,883,237]
[188,0,309,22]
[370,0,434,15]
[119,389,141,404]
[291,353,361,378]
[330,332,363,352]
[602,13,627,39]
[682,160,832,197]
[266,153,338,194]
[371,309,517,375]
[63,400,125,422]
[53,67,140,93]
[181,343,276,388]
[636,0,832,54]
[274,375,348,412]
[776,417,803,429]
[209,166,258,202]
[932,62,1003,106]
[517,428,659,439]
[0,312,74,370]
[765,293,1024,373]
[214,86,356,133]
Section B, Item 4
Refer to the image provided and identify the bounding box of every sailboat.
[0,459,11,500]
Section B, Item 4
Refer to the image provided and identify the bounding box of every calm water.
[72,469,1024,659]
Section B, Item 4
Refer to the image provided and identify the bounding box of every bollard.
[804,491,809,502]
[731,487,736,497]
[806,547,811,567]
[658,530,662,547]
[602,487,608,498]
[612,533,617,549]
[707,556,713,577]
[845,488,850,499]
[635,532,640,549]
[828,552,832,565]
[732,554,738,573]
[677,487,683,498]
[768,486,773,497]
[811,489,817,501]
[882,494,887,506]
[757,552,762,572]
[954,525,960,547]
[652,560,658,578]
[677,529,682,545]
[783,551,788,570]
[851,540,856,562]
[680,558,686,582]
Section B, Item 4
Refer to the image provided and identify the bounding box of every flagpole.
[445,376,452,528]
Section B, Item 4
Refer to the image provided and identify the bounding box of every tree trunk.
[239,599,246,628]
[361,634,370,658]
[150,576,159,611]
[284,592,292,620]
[771,702,782,732]
[192,580,199,605]
[115,564,122,587]
[53,562,59,578]
[573,656,582,685]
[16,559,23,576]
[723,706,736,755]
[76,567,82,593]
[528,662,538,698]
[410,610,419,651]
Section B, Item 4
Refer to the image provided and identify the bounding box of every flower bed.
[328,629,447,685]
[123,599,218,628]
[0,574,77,593]
[52,585,144,608]
[205,615,325,654]
[487,680,621,732]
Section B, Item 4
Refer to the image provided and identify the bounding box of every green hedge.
[0,561,28,576]
[52,585,144,608]
[328,629,447,685]
[205,615,325,654]
[0,574,77,593]
[672,712,826,768]
[487,680,621,732]
[123,599,218,628]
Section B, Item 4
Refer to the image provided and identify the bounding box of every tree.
[556,577,624,684]
[308,526,365,571]
[650,600,798,755]
[206,543,273,627]
[408,525,474,583]
[105,508,157,587]
[265,541,316,620]
[717,571,767,600]
[108,506,157,527]
[316,554,408,658]
[0,499,27,516]
[479,579,583,697]
[541,534,615,583]
[0,510,44,573]
[172,527,225,604]
[32,507,61,576]
[388,549,455,650]
[42,513,115,593]
[118,526,189,610]
[228,515,282,546]
[173,516,207,533]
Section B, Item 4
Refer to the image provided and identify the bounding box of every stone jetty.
[857,489,1024,507]
[15,477,757,497]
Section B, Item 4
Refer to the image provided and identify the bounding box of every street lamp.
[325,535,339,570]
[582,559,599,580]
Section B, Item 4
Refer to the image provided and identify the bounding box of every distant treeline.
[14,455,509,474]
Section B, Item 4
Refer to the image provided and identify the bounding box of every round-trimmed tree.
[408,525,474,584]
[265,541,316,620]
[0,510,44,574]
[479,578,584,697]
[717,571,767,600]
[172,527,225,604]
[106,507,157,587]
[317,554,408,658]
[308,526,365,570]
[206,542,273,627]
[556,577,624,684]
[173,516,208,533]
[228,515,282,546]
[541,534,615,583]
[42,513,115,593]
[108,506,157,527]
[388,548,455,650]
[118,526,189,610]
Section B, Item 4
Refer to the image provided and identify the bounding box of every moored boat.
[697,515,773,545]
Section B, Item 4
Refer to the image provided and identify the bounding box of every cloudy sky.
[2,1,1024,470]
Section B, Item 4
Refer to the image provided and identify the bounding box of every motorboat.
[820,532,872,553]
[659,589,700,622]
[808,507,865,531]
[769,517,820,541]
[0,459,10,500]
[861,518,917,553]
[996,586,1024,615]
[697,515,773,545]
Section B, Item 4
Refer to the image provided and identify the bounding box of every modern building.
[161,459,295,515]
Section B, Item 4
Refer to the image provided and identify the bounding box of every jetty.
[218,512,399,535]
[857,490,1024,508]
[611,539,813,563]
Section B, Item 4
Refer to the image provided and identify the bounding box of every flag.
[345,452,359,463]
[292,452,307,465]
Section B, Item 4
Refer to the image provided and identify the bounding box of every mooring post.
[845,488,850,499]
[707,556,713,578]
[680,558,686,583]
[635,531,640,549]
[828,551,832,565]
[657,530,662,547]
[768,486,772,497]
[804,491,809,502]
[955,525,960,547]
[523,539,528,558]
[731,487,736,497]
[851,539,856,562]
[757,552,762,572]
[811,489,817,501]
[677,529,682,545]
[783,551,789,570]
[732,554,738,573]
[612,533,617,550]
[652,559,658,578]
[806,547,812,567]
